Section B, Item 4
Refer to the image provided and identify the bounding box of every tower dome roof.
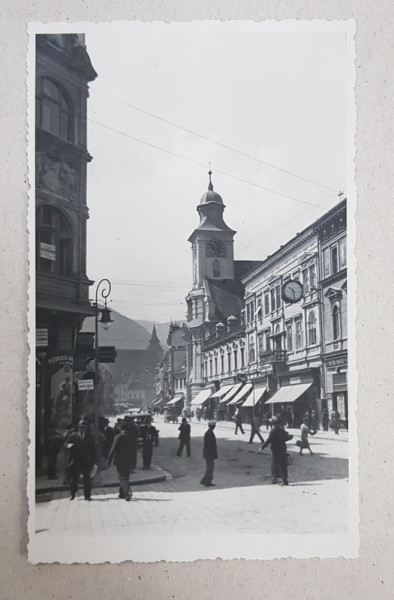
[199,171,224,205]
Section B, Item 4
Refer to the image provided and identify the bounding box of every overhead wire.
[91,87,338,194]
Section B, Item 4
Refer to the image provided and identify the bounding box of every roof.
[205,277,243,322]
[199,171,224,205]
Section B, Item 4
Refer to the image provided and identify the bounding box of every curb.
[36,470,167,495]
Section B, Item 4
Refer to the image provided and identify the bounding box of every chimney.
[216,322,225,338]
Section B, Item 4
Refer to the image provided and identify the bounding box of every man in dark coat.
[66,420,97,501]
[200,420,218,487]
[177,417,191,457]
[108,421,136,500]
[260,416,293,486]
[248,415,264,444]
[140,417,157,469]
[123,416,139,472]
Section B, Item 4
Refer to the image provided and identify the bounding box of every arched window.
[36,77,74,141]
[249,345,255,363]
[213,259,221,278]
[36,205,73,276]
[332,305,340,340]
[307,311,317,345]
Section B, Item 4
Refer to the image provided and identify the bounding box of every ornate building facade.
[35,34,97,468]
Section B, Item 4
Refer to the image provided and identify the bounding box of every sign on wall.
[40,242,56,261]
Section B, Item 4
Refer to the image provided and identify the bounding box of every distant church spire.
[149,324,160,344]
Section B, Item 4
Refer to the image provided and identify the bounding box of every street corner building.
[34,34,98,473]
[181,172,348,430]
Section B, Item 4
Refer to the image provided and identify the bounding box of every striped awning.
[227,383,253,406]
[265,383,311,405]
[190,389,212,406]
[242,386,267,407]
[210,384,234,399]
[165,394,184,406]
[219,382,244,404]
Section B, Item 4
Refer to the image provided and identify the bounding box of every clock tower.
[188,171,236,288]
[185,172,237,403]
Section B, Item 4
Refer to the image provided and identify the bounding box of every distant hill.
[81,308,151,350]
[81,310,171,350]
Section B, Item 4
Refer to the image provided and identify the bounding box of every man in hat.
[260,416,293,486]
[108,421,136,501]
[200,420,218,487]
[65,420,96,501]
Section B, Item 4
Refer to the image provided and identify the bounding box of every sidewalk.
[36,462,167,495]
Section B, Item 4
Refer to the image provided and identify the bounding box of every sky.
[84,21,351,323]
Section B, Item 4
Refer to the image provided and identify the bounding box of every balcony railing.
[259,349,287,366]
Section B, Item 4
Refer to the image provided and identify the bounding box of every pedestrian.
[311,409,319,432]
[107,421,135,501]
[44,426,64,480]
[200,420,218,487]
[263,411,272,431]
[123,416,138,471]
[140,416,157,469]
[297,418,315,455]
[248,415,264,444]
[321,408,329,431]
[303,410,311,428]
[65,419,97,501]
[177,417,191,457]
[285,408,293,429]
[260,416,293,486]
[102,418,114,459]
[330,409,341,435]
[114,418,122,436]
[196,407,202,422]
[234,408,245,435]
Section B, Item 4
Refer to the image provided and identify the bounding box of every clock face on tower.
[206,238,226,258]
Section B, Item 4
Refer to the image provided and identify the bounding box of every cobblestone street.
[34,417,350,540]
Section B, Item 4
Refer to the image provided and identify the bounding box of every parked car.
[124,412,159,446]
[164,408,180,423]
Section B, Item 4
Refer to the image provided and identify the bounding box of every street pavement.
[34,415,350,538]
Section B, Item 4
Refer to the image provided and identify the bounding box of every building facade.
[35,34,97,469]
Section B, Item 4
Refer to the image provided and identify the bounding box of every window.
[264,292,270,315]
[309,264,317,290]
[257,295,263,323]
[275,286,281,309]
[250,299,255,321]
[295,319,303,350]
[323,248,330,278]
[36,77,74,141]
[331,246,338,274]
[209,358,212,377]
[307,311,317,345]
[302,269,310,294]
[332,305,340,340]
[339,237,347,268]
[234,350,238,371]
[220,355,224,374]
[249,345,255,363]
[213,259,221,278]
[293,271,300,281]
[265,331,271,352]
[36,205,73,275]
[214,357,218,375]
[227,352,232,372]
[240,347,245,368]
[270,289,276,312]
[286,322,293,352]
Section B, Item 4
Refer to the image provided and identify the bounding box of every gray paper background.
[0,1,392,597]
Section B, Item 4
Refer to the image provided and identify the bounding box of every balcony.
[259,349,287,366]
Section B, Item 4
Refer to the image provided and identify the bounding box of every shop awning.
[210,384,234,399]
[220,382,244,404]
[242,386,267,407]
[228,383,253,406]
[190,389,212,406]
[265,383,312,405]
[165,394,184,406]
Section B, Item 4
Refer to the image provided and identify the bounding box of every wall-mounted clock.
[282,279,303,303]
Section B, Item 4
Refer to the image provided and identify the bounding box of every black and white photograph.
[28,20,357,563]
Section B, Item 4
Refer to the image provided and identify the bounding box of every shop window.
[36,205,73,276]
[332,305,340,340]
[213,259,221,278]
[36,77,74,141]
[307,311,317,345]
